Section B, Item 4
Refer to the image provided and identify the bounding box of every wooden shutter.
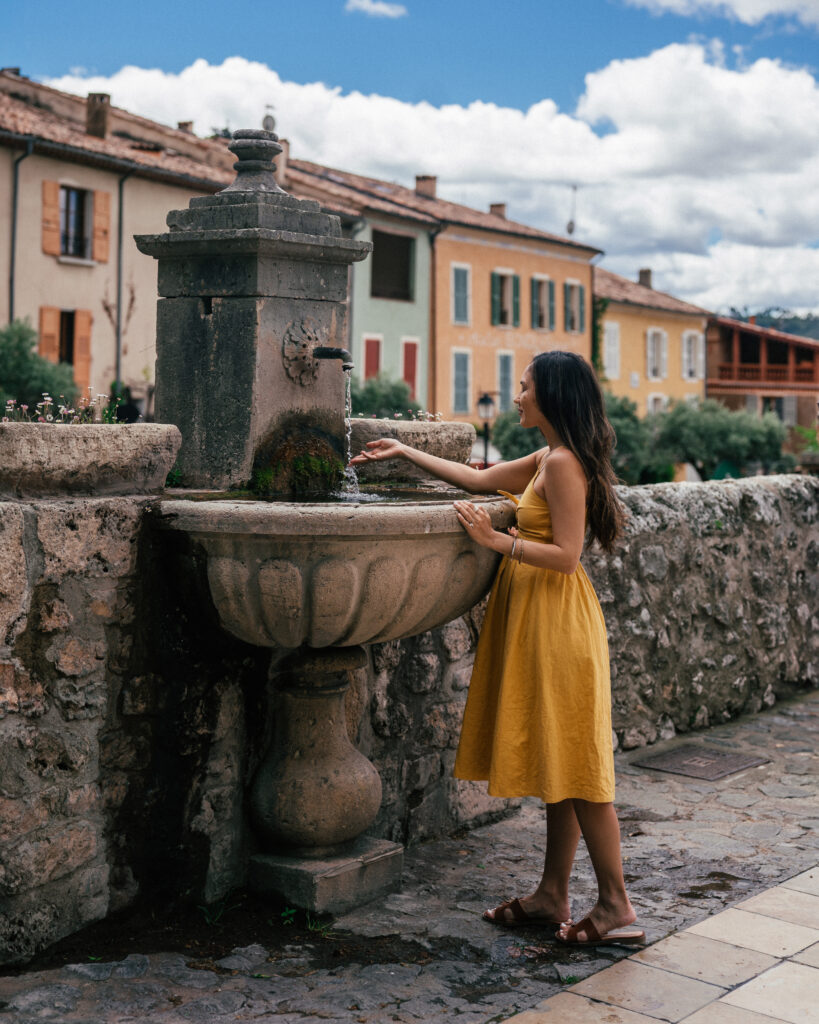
[490,273,501,325]
[681,333,690,378]
[42,181,61,256]
[402,341,418,398]
[646,330,654,379]
[696,333,706,379]
[660,330,669,380]
[38,306,60,362]
[548,280,555,330]
[512,275,520,327]
[92,191,111,263]
[73,310,92,393]
[564,282,571,331]
[530,278,538,328]
[578,285,586,334]
[364,337,380,379]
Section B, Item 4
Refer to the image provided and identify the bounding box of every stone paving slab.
[0,690,818,1024]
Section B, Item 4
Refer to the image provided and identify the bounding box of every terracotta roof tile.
[595,266,711,316]
[710,315,819,350]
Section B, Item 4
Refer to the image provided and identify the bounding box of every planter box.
[0,423,182,498]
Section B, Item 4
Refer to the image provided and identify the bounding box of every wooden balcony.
[716,363,817,386]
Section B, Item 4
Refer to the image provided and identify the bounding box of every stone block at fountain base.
[248,838,404,915]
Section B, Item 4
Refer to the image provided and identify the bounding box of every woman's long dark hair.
[530,350,625,552]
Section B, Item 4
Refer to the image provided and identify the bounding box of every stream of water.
[342,369,360,496]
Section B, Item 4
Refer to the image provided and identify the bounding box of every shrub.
[350,373,421,419]
[0,319,77,411]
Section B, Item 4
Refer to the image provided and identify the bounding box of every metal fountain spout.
[313,346,354,372]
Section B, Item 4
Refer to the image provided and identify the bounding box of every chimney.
[638,267,652,289]
[415,174,437,198]
[1,67,21,77]
[177,120,194,134]
[275,137,289,189]
[749,315,757,325]
[86,93,111,138]
[490,202,507,219]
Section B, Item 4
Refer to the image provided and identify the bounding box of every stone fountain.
[137,130,513,913]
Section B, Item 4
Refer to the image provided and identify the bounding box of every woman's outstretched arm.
[350,438,544,495]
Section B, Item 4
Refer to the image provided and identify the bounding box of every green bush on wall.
[0,319,77,411]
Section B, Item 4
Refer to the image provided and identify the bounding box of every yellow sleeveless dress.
[453,471,615,804]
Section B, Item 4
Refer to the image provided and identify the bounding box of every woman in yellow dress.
[350,350,643,947]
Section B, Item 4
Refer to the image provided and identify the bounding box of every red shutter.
[73,310,93,393]
[402,342,418,398]
[92,191,110,263]
[38,306,60,362]
[42,181,61,256]
[364,338,381,379]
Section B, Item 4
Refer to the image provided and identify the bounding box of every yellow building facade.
[595,267,709,416]
[431,220,599,422]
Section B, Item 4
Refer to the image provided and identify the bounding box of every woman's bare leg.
[556,799,637,940]
[485,799,579,923]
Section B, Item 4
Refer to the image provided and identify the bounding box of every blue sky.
[8,0,817,113]
[5,0,819,311]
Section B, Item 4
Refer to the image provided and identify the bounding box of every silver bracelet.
[509,536,518,560]
[517,538,525,564]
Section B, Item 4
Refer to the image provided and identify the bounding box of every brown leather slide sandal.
[556,915,646,947]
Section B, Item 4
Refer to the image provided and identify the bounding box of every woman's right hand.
[349,438,407,465]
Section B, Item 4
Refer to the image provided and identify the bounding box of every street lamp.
[477,392,496,469]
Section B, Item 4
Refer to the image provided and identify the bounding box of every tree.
[0,319,77,411]
[350,373,421,419]
[605,393,675,485]
[654,399,793,479]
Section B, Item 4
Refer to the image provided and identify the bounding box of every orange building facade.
[431,222,599,422]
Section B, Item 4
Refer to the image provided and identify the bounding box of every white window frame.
[451,262,471,326]
[452,347,472,415]
[497,350,515,413]
[400,337,420,399]
[647,392,669,414]
[646,327,668,381]
[531,273,551,331]
[603,320,621,380]
[682,330,705,381]
[565,278,581,333]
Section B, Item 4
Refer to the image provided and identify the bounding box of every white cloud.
[43,44,819,313]
[345,0,408,17]
[623,0,819,28]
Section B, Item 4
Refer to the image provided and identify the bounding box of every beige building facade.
[595,267,710,415]
[1,69,231,409]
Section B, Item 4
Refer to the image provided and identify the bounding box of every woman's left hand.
[454,500,496,546]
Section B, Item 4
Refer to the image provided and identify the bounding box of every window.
[646,328,668,381]
[371,230,414,300]
[363,336,381,379]
[490,271,520,326]
[531,277,555,330]
[682,330,705,380]
[60,186,89,258]
[647,392,668,414]
[453,350,471,414]
[42,181,109,263]
[38,305,92,392]
[563,282,586,333]
[452,265,470,325]
[498,353,514,412]
[402,339,419,399]
[603,321,621,380]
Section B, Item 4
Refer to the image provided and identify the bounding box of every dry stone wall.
[0,474,816,964]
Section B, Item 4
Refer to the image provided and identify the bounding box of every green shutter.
[564,282,570,331]
[512,275,520,327]
[579,285,586,334]
[491,272,501,325]
[530,278,538,328]
[548,280,555,330]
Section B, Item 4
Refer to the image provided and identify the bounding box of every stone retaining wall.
[0,475,816,962]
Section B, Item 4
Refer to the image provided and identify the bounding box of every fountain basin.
[157,494,515,649]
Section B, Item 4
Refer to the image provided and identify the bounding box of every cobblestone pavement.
[1,690,817,1023]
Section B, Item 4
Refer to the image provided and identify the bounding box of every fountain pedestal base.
[248,837,403,915]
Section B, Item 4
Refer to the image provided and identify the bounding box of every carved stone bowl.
[157,494,515,649]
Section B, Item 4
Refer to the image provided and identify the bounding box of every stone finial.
[222,128,287,194]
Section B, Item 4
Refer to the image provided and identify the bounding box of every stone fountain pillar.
[135,129,370,492]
